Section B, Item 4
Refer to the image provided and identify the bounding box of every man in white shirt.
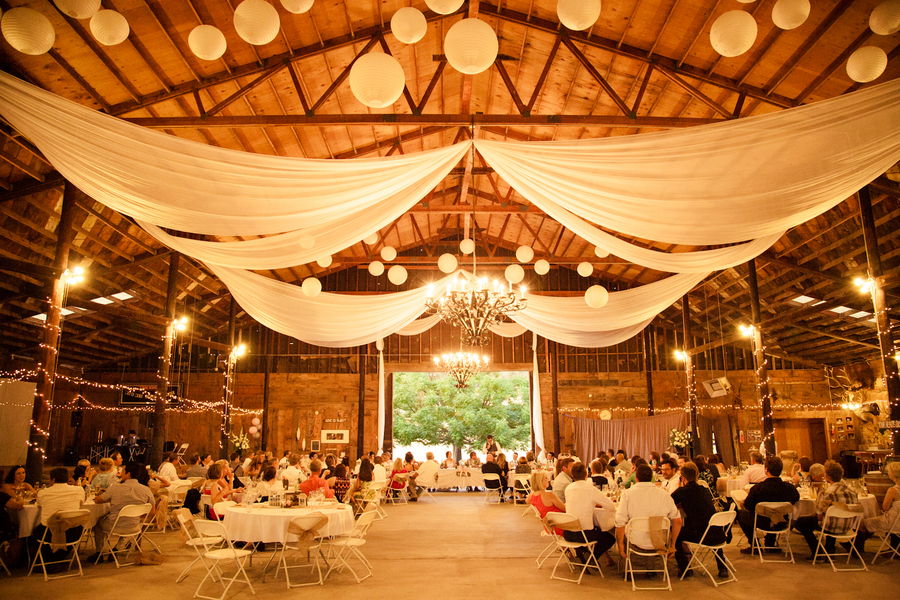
[278,451,291,470]
[482,435,501,456]
[565,462,617,567]
[157,453,179,482]
[372,456,387,483]
[615,465,682,559]
[739,451,767,488]
[35,467,85,546]
[658,458,680,494]
[552,457,575,502]
[281,454,305,483]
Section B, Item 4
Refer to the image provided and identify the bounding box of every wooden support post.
[26,183,77,484]
[219,296,238,459]
[643,328,655,416]
[262,356,270,452]
[548,339,560,454]
[859,186,900,453]
[357,344,367,460]
[384,373,393,453]
[748,258,775,456]
[150,252,179,468]
[682,296,697,457]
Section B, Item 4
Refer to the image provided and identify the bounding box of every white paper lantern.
[737,0,757,3]
[771,0,810,30]
[425,0,464,15]
[299,233,315,249]
[505,264,525,284]
[710,10,758,57]
[388,265,408,285]
[301,277,322,297]
[2,8,55,55]
[437,253,458,273]
[557,0,602,32]
[363,233,379,245]
[368,261,385,276]
[847,46,888,83]
[53,0,101,20]
[585,285,609,309]
[248,425,258,435]
[534,259,550,275]
[391,7,427,44]
[515,245,534,263]
[189,25,227,61]
[349,52,406,108]
[380,246,397,262]
[251,417,261,426]
[577,262,593,277]
[316,255,332,268]
[90,9,129,46]
[234,0,280,46]
[594,246,610,259]
[459,238,475,255]
[280,0,314,14]
[870,0,900,35]
[444,18,498,75]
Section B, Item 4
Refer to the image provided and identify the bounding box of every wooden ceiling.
[0,0,898,370]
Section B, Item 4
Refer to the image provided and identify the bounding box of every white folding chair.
[415,464,439,503]
[482,473,503,504]
[871,509,900,565]
[323,507,376,583]
[811,505,867,572]
[367,480,388,520]
[174,510,224,584]
[681,511,738,587]
[192,520,256,600]
[176,443,190,465]
[28,509,90,581]
[96,503,153,568]
[384,474,409,505]
[269,512,328,587]
[544,513,602,584]
[512,474,532,508]
[165,485,189,532]
[0,542,10,575]
[623,517,672,591]
[752,502,794,563]
[531,505,562,569]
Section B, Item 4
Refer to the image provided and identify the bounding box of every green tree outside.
[392,371,531,453]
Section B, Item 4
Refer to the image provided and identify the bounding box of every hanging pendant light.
[2,8,55,55]
[53,0,101,20]
[557,0,602,32]
[585,285,609,309]
[870,0,900,35]
[349,52,406,108]
[515,245,534,263]
[846,46,888,83]
[388,265,408,285]
[301,277,322,297]
[771,0,810,31]
[189,25,227,61]
[438,253,458,274]
[444,18,498,75]
[234,0,280,46]
[425,0,464,15]
[391,7,427,44]
[368,261,385,276]
[577,262,593,277]
[710,10,758,57]
[505,264,525,284]
[90,9,130,46]
[280,0,314,14]
[534,259,550,275]
[380,246,397,262]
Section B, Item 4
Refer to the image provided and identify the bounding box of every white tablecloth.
[593,506,617,532]
[15,501,110,538]
[724,478,745,498]
[793,494,879,521]
[435,469,486,489]
[223,504,354,543]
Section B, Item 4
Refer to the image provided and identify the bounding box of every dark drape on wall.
[570,411,688,463]
[696,415,716,457]
[712,416,737,467]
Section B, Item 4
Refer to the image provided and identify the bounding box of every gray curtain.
[570,411,688,462]
[712,416,737,468]
[695,415,716,458]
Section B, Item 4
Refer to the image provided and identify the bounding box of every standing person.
[483,435,500,456]
[90,462,155,560]
[671,462,729,579]
[565,462,617,569]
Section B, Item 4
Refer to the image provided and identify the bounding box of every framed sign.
[747,429,762,443]
[321,430,349,444]
[310,440,321,452]
[119,383,181,406]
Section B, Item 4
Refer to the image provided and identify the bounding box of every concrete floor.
[1,492,898,599]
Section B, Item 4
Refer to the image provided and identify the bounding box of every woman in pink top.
[529,470,565,535]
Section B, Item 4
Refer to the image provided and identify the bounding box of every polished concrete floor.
[1,492,898,599]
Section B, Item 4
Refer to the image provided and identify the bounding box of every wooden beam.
[559,35,633,117]
[0,149,44,181]
[0,258,60,280]
[527,36,561,113]
[654,67,733,119]
[310,36,381,113]
[783,324,880,350]
[204,63,285,117]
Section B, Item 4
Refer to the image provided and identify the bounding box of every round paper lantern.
[280,0,314,14]
[388,265,408,285]
[444,18,498,75]
[234,0,280,46]
[870,0,900,35]
[534,259,550,275]
[425,0,464,15]
[505,264,525,285]
[515,245,534,263]
[737,0,756,3]
[437,253,458,273]
[301,277,322,297]
[316,255,332,268]
[710,10,758,58]
[189,25,227,61]
[847,46,888,83]
[557,0,602,32]
[771,0,810,30]
[391,7,427,44]
[368,261,385,276]
[585,285,609,309]
[577,262,593,277]
[248,426,258,435]
[349,52,406,108]
[90,9,129,46]
[251,417,261,426]
[299,233,315,249]
[594,246,610,259]
[380,246,397,262]
[253,432,261,439]
[2,8,55,55]
[363,233,379,245]
[459,238,475,255]
[53,0,101,19]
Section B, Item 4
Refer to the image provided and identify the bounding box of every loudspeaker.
[164,441,176,453]
[70,410,83,428]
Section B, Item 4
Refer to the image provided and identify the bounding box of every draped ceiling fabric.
[570,411,688,465]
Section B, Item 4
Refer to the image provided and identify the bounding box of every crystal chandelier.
[433,352,489,388]
[425,276,527,346]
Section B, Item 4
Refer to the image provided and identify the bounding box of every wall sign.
[321,429,349,444]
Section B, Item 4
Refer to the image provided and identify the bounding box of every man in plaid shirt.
[795,461,858,559]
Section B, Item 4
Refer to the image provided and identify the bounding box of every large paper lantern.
[363,233,379,245]
[280,0,314,14]
[870,0,900,35]
[771,0,809,30]
[368,261,385,276]
[515,245,534,263]
[594,246,610,259]
[349,52,406,108]
[189,25,227,61]
[234,0,280,46]
[577,262,593,277]
[585,285,609,309]
[391,7,427,44]
[298,233,315,249]
[53,0,101,19]
[90,9,129,46]
[444,18,498,75]
[534,259,550,275]
[316,255,332,268]
[505,264,525,284]
[437,253,458,273]
[425,0,464,15]
[301,277,322,297]
[847,46,888,83]
[459,238,475,255]
[380,246,397,261]
[557,0,601,32]
[2,8,55,55]
[388,265,408,285]
[710,10,758,57]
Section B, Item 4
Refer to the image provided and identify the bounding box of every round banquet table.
[435,468,485,489]
[15,500,110,538]
[223,504,354,543]
[792,494,879,520]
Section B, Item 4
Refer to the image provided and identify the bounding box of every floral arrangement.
[669,428,690,450]
[229,428,250,451]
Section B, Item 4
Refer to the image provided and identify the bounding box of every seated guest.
[330,464,352,502]
[278,450,291,470]
[403,452,420,499]
[482,454,505,503]
[566,462,617,568]
[90,462,155,560]
[257,466,280,499]
[388,458,413,499]
[35,467,85,552]
[615,465,682,562]
[808,463,826,485]
[649,452,661,470]
[671,462,729,579]
[158,452,180,482]
[607,449,617,468]
[552,458,575,502]
[0,468,25,565]
[201,453,214,469]
[466,451,481,468]
[738,451,767,488]
[795,461,860,559]
[658,458,680,494]
[590,459,609,488]
[372,456,387,483]
[737,456,799,554]
[347,461,374,507]
[544,451,557,470]
[73,460,94,487]
[613,452,632,476]
[201,462,242,519]
[694,454,719,492]
[301,452,318,474]
[298,460,335,498]
[1,465,35,498]
[792,456,813,485]
[281,454,305,485]
[864,461,900,549]
[184,453,207,479]
[622,458,652,489]
[497,453,511,496]
[91,458,118,492]
[526,451,537,470]
[529,470,565,535]
[322,455,336,480]
[441,451,456,469]
[229,452,244,477]
[110,451,125,477]
[708,453,727,476]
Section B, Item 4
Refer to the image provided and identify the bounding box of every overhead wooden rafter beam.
[654,67,733,119]
[559,35,632,116]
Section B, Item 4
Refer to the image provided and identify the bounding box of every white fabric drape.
[489,322,528,338]
[475,77,900,246]
[376,339,385,452]
[531,336,544,456]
